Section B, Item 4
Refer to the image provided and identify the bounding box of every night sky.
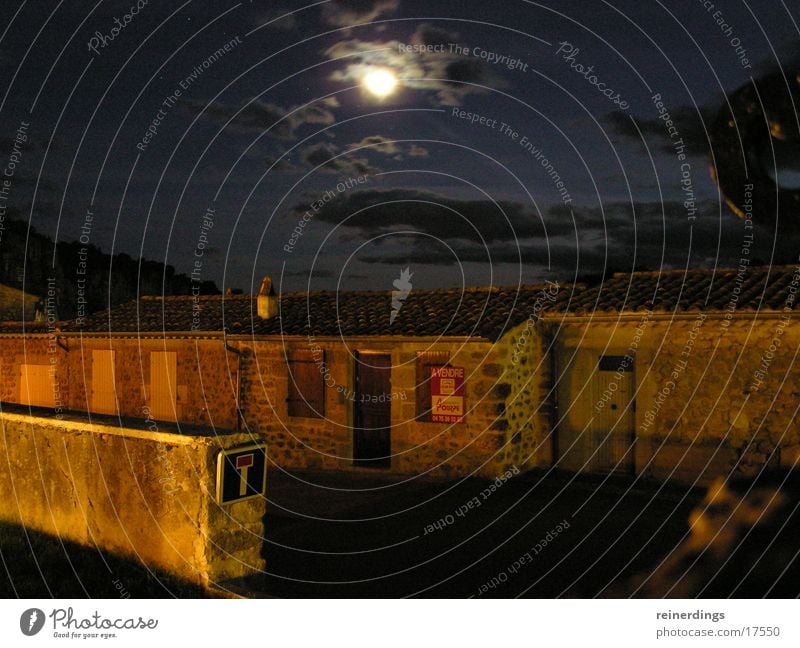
[1,0,798,296]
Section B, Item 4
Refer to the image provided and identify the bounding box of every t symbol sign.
[235,453,254,496]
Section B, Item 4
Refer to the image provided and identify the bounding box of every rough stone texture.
[554,316,800,484]
[0,412,265,585]
[492,320,554,472]
[238,339,512,478]
[0,337,239,430]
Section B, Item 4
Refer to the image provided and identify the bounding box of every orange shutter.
[150,351,177,422]
[91,350,118,415]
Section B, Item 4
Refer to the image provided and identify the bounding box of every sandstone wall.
[0,336,239,430]
[237,338,511,478]
[555,315,800,483]
[493,320,555,471]
[0,411,265,585]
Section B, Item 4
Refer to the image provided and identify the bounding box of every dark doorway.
[353,353,392,468]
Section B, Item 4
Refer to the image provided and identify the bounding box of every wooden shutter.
[91,350,118,415]
[19,364,56,407]
[415,351,450,421]
[287,348,324,418]
[150,351,177,422]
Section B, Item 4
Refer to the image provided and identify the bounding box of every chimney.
[257,275,278,319]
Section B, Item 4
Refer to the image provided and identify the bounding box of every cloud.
[306,192,793,277]
[321,0,400,27]
[604,105,717,156]
[348,135,400,155]
[293,187,544,241]
[181,97,339,140]
[347,134,429,158]
[324,23,502,106]
[301,141,378,176]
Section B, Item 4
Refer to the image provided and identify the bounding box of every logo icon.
[20,608,45,636]
[390,267,413,324]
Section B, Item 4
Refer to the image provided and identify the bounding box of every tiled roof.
[556,265,800,314]
[17,266,799,341]
[0,321,52,335]
[67,284,572,342]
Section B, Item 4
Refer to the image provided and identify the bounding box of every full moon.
[363,69,398,98]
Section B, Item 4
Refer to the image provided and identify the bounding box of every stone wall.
[0,335,67,409]
[493,320,555,471]
[0,411,266,585]
[237,338,512,478]
[0,336,239,430]
[554,315,800,484]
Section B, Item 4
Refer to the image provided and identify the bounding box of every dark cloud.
[180,97,339,139]
[329,196,791,277]
[605,105,717,156]
[293,187,544,242]
[321,0,400,27]
[301,142,378,176]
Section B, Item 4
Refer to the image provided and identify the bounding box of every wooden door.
[591,355,635,473]
[150,351,177,422]
[91,350,118,415]
[353,353,392,468]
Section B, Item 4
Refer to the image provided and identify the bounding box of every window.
[287,348,324,418]
[415,351,450,421]
[91,350,118,415]
[19,364,56,407]
[598,355,633,372]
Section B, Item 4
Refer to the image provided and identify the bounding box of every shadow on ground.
[0,522,212,598]
[235,469,704,598]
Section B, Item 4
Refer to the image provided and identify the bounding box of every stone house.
[2,266,798,484]
[0,278,565,479]
[541,265,800,484]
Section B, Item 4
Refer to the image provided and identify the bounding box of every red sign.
[430,365,465,423]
